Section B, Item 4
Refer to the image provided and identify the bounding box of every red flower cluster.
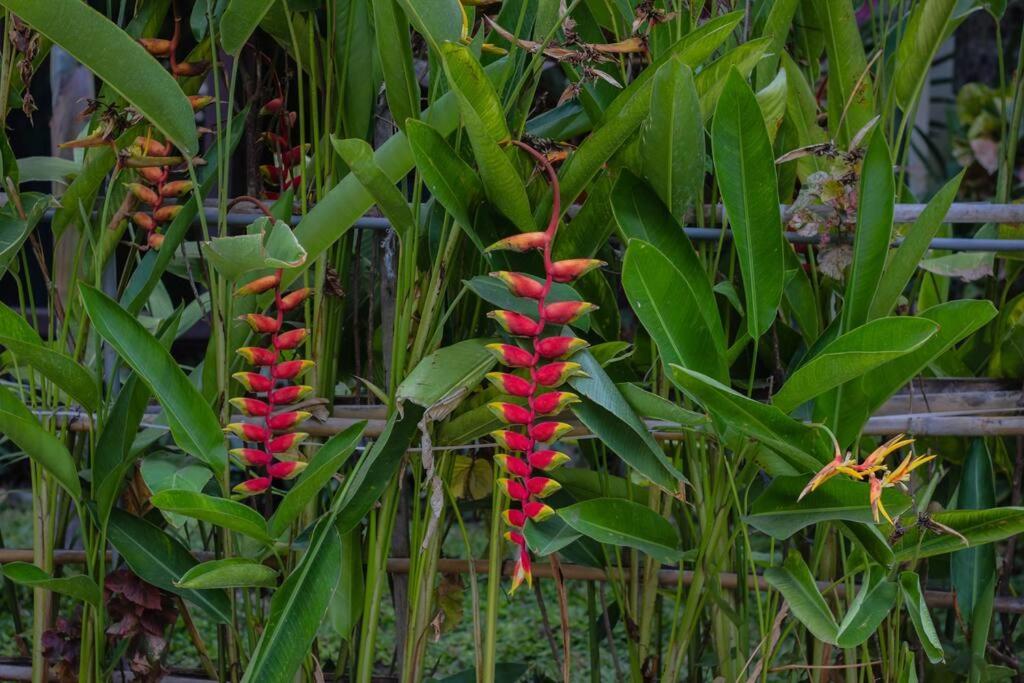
[259,97,304,198]
[226,270,314,496]
[484,141,603,594]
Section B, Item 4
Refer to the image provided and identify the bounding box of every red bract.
[482,140,591,596]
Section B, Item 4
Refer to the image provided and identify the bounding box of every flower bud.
[224,422,270,442]
[230,448,273,467]
[126,182,159,207]
[153,205,183,222]
[491,271,544,299]
[132,212,156,232]
[235,273,282,296]
[486,343,534,368]
[138,166,164,184]
[160,180,193,197]
[488,310,542,336]
[229,397,270,417]
[488,402,532,425]
[279,288,312,311]
[188,95,215,111]
[241,314,281,334]
[509,550,531,594]
[261,131,289,149]
[272,359,314,380]
[234,477,272,496]
[260,97,285,115]
[534,362,584,387]
[504,530,526,546]
[266,410,311,431]
[268,460,307,480]
[525,477,561,498]
[529,449,570,471]
[535,336,588,359]
[494,454,531,478]
[541,301,597,325]
[233,372,273,393]
[523,501,555,521]
[548,258,605,283]
[236,347,278,366]
[133,137,170,156]
[484,231,548,253]
[503,509,526,527]
[268,432,307,453]
[282,144,308,168]
[498,477,528,500]
[530,421,573,443]
[138,38,172,56]
[270,385,313,404]
[485,372,533,397]
[172,60,210,77]
[532,391,579,416]
[490,430,531,452]
[146,233,165,250]
[274,328,308,350]
[259,164,283,183]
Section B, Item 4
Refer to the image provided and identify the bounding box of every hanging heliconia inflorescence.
[225,269,314,497]
[483,140,604,594]
[259,96,305,199]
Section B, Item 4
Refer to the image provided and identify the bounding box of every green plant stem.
[482,481,505,683]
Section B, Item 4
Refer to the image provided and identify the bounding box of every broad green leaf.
[783,243,821,345]
[764,550,838,643]
[559,498,681,563]
[0,302,42,345]
[869,171,963,319]
[141,452,213,528]
[150,490,272,544]
[0,0,198,154]
[819,0,874,144]
[396,0,460,50]
[712,69,784,337]
[747,475,910,539]
[755,0,800,86]
[524,516,583,556]
[892,507,1024,562]
[2,562,101,607]
[773,317,938,413]
[642,58,704,220]
[0,404,81,500]
[696,39,771,119]
[893,0,958,110]
[372,0,420,131]
[617,382,707,427]
[332,137,416,241]
[201,217,306,282]
[755,68,788,141]
[241,518,342,683]
[780,52,827,180]
[176,558,278,589]
[836,567,897,647]
[623,239,729,382]
[951,440,996,621]
[0,337,101,412]
[220,0,275,54]
[440,43,509,142]
[80,285,227,471]
[899,572,945,663]
[107,509,232,623]
[328,530,364,639]
[843,129,894,330]
[268,421,366,539]
[670,366,830,473]
[0,193,48,278]
[552,467,647,505]
[333,0,377,139]
[396,339,496,410]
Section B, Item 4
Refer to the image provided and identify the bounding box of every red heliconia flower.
[152,205,182,222]
[231,448,273,467]
[139,38,172,56]
[131,212,156,231]
[237,347,278,366]
[267,460,307,480]
[269,385,313,404]
[188,95,215,111]
[126,182,159,206]
[272,359,314,380]
[159,180,193,197]
[147,233,165,250]
[233,372,274,393]
[139,166,165,184]
[234,477,272,496]
[229,397,271,417]
[278,288,311,311]
[241,313,280,334]
[224,422,271,442]
[268,432,307,453]
[236,273,281,296]
[266,410,311,431]
[481,140,593,595]
[274,328,307,350]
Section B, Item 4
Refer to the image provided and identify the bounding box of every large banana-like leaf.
[893,0,958,110]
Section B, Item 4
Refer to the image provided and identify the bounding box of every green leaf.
[150,490,272,545]
[0,404,81,500]
[696,39,772,119]
[893,0,958,110]
[899,572,945,663]
[328,530,364,639]
[268,421,366,539]
[372,0,420,131]
[747,475,911,540]
[220,0,275,54]
[764,550,838,643]
[0,302,42,346]
[773,317,938,413]
[524,516,583,556]
[333,0,377,139]
[835,567,897,647]
[642,58,704,220]
[79,285,227,472]
[892,507,1024,563]
[670,366,829,473]
[780,52,827,180]
[951,440,996,621]
[623,239,729,383]
[107,509,232,623]
[202,217,306,282]
[558,498,681,563]
[396,339,496,411]
[0,193,48,278]
[176,558,278,589]
[440,43,510,143]
[819,0,875,144]
[242,517,343,683]
[712,69,784,337]
[843,129,894,330]
[0,0,198,154]
[396,0,461,50]
[869,171,963,319]
[0,337,101,413]
[2,562,101,607]
[332,137,416,241]
[755,68,788,141]
[141,452,214,528]
[617,382,707,427]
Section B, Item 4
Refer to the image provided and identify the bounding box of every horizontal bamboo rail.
[1,549,1021,614]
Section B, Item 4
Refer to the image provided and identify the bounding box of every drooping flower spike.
[483,139,601,595]
[227,267,314,499]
